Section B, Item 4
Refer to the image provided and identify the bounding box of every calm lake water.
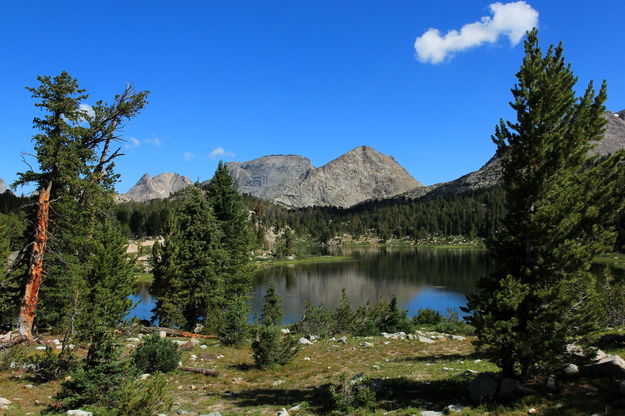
[129,247,492,324]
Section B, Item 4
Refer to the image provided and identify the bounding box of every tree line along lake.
[129,246,624,325]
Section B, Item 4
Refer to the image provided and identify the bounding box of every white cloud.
[209,147,235,159]
[144,137,162,146]
[183,152,196,161]
[414,1,538,64]
[78,103,95,119]
[125,137,141,149]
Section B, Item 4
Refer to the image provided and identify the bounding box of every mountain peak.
[124,172,193,202]
[0,178,7,194]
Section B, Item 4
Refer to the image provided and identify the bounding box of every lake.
[130,247,492,324]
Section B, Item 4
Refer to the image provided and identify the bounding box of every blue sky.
[1,1,624,193]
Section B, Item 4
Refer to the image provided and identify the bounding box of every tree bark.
[17,181,52,341]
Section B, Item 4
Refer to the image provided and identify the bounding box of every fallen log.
[0,331,24,348]
[179,366,218,376]
[141,326,218,339]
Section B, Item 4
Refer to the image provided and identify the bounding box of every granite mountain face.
[123,173,193,202]
[227,146,423,208]
[0,179,7,194]
[123,110,624,206]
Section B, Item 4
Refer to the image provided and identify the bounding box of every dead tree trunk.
[17,181,52,341]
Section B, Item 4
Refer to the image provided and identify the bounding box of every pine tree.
[152,185,225,332]
[466,29,625,377]
[334,288,354,335]
[260,281,283,326]
[206,162,256,336]
[11,71,147,340]
[77,220,136,343]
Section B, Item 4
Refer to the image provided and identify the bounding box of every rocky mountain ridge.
[233,146,423,208]
[398,109,625,201]
[123,173,193,202]
[0,179,7,194]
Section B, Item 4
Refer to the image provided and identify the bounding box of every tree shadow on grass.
[398,351,484,363]
[220,384,331,414]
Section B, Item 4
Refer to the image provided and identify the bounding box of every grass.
[2,331,625,415]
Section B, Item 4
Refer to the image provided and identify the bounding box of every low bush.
[291,301,335,338]
[26,345,79,382]
[116,373,173,416]
[328,374,377,413]
[132,334,181,373]
[0,344,26,371]
[413,308,443,325]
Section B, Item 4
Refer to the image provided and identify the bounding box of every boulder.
[337,336,348,343]
[280,328,291,334]
[545,375,557,392]
[277,408,289,416]
[418,336,435,344]
[467,373,499,403]
[561,363,579,377]
[447,404,467,413]
[498,378,530,400]
[361,342,374,348]
[298,337,313,345]
[420,411,443,416]
[200,413,222,416]
[67,411,93,416]
[583,355,625,378]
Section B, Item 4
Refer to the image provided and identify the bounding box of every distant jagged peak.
[0,178,7,194]
[124,172,193,202]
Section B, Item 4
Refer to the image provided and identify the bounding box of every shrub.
[292,301,335,338]
[132,334,181,373]
[379,296,413,334]
[26,345,79,382]
[56,335,130,410]
[116,373,173,416]
[333,289,355,335]
[251,325,299,369]
[434,309,474,335]
[0,344,26,371]
[328,374,377,412]
[413,308,443,325]
[352,303,379,337]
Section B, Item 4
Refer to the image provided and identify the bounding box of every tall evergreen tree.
[206,162,256,336]
[152,185,225,331]
[9,71,147,340]
[466,30,625,377]
[77,220,136,343]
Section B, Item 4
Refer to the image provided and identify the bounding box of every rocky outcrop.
[227,146,422,208]
[226,155,313,201]
[124,173,193,202]
[274,146,422,208]
[0,179,7,194]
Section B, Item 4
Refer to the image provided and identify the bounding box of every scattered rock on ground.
[420,411,443,416]
[280,328,291,334]
[277,408,289,416]
[546,375,557,392]
[561,363,579,377]
[200,413,222,416]
[288,404,303,412]
[447,404,467,413]
[361,342,374,348]
[298,337,313,345]
[66,411,93,416]
[337,336,347,343]
[467,373,499,403]
[418,336,435,344]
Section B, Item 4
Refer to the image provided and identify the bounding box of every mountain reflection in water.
[130,247,492,324]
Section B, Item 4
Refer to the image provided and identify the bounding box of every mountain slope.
[124,173,193,202]
[401,109,625,200]
[226,155,313,201]
[272,146,422,208]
